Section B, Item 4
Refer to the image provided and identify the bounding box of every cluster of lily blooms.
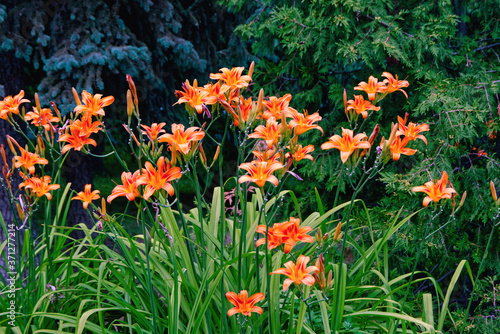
[0,65,460,318]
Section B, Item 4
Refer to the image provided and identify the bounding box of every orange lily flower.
[175,79,217,115]
[354,76,386,101]
[321,128,371,164]
[273,217,314,253]
[248,117,281,148]
[255,223,286,250]
[69,117,103,138]
[382,136,417,161]
[58,126,97,154]
[346,95,381,119]
[252,149,281,163]
[286,144,314,162]
[412,171,457,207]
[74,90,114,118]
[19,175,60,200]
[107,170,142,203]
[0,90,30,119]
[141,123,167,142]
[13,148,48,174]
[270,255,319,291]
[200,82,229,101]
[233,96,253,127]
[210,66,252,90]
[239,160,284,188]
[226,290,265,317]
[262,94,297,120]
[396,114,429,144]
[382,72,409,98]
[287,110,323,136]
[158,123,205,155]
[136,156,182,200]
[25,107,59,131]
[72,184,100,209]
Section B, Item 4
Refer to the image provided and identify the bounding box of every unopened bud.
[256,89,264,115]
[333,222,342,241]
[315,228,322,243]
[127,89,134,118]
[126,74,138,106]
[459,191,467,207]
[0,145,8,167]
[343,88,348,116]
[16,203,25,222]
[248,61,255,78]
[72,88,81,106]
[490,181,497,202]
[50,101,62,121]
[6,135,20,155]
[101,197,106,215]
[213,145,220,164]
[198,143,207,166]
[368,124,380,145]
[323,233,328,241]
[34,93,41,113]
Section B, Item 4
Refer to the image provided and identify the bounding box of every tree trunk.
[0,50,24,281]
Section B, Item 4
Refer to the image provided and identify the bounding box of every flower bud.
[333,222,342,241]
[72,87,81,106]
[127,89,134,118]
[126,74,138,106]
[34,93,41,113]
[490,181,497,203]
[459,191,467,207]
[248,61,255,78]
[50,101,62,121]
[315,227,322,244]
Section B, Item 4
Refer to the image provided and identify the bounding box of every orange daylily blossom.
[286,144,314,162]
[13,148,48,174]
[69,117,103,138]
[233,96,253,127]
[136,157,182,200]
[252,149,281,163]
[396,114,429,144]
[0,90,30,120]
[58,126,97,154]
[141,123,167,142]
[270,255,319,292]
[248,117,281,148]
[239,160,284,188]
[19,175,60,200]
[382,72,409,98]
[72,184,100,209]
[321,128,371,164]
[412,171,457,207]
[74,90,114,118]
[382,136,417,161]
[107,170,142,203]
[225,290,265,317]
[200,82,230,102]
[346,95,381,119]
[210,66,252,90]
[255,222,288,250]
[24,107,59,131]
[174,79,217,115]
[287,110,323,136]
[261,94,297,120]
[158,123,205,155]
[354,76,387,101]
[273,217,314,253]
